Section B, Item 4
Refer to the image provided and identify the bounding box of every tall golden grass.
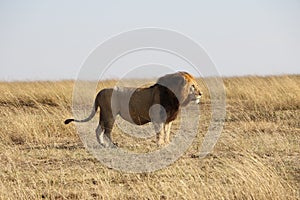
[0,75,299,199]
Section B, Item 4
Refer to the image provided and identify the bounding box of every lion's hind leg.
[95,121,116,148]
[96,124,105,146]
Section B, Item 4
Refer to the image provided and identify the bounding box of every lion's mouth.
[192,95,201,104]
[195,96,201,104]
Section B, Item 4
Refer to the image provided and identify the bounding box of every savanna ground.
[0,75,299,199]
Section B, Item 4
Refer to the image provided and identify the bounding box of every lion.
[65,71,202,147]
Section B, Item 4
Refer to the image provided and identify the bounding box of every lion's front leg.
[164,122,172,144]
[154,122,164,147]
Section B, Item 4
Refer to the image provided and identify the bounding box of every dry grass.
[0,75,299,199]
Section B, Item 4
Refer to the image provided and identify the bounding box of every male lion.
[65,71,202,147]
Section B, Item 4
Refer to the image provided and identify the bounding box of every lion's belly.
[118,107,151,125]
[129,89,154,125]
[114,87,152,125]
[129,107,151,125]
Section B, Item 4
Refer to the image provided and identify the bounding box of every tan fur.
[65,71,202,147]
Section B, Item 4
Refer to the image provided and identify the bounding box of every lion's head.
[156,71,202,106]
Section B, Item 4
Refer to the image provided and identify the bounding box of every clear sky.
[0,0,299,81]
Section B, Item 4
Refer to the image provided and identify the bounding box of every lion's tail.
[64,100,99,125]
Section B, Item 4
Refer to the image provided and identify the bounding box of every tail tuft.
[64,119,74,124]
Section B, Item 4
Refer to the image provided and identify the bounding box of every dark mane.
[155,84,180,123]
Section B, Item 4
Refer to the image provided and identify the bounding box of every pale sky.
[0,0,299,81]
